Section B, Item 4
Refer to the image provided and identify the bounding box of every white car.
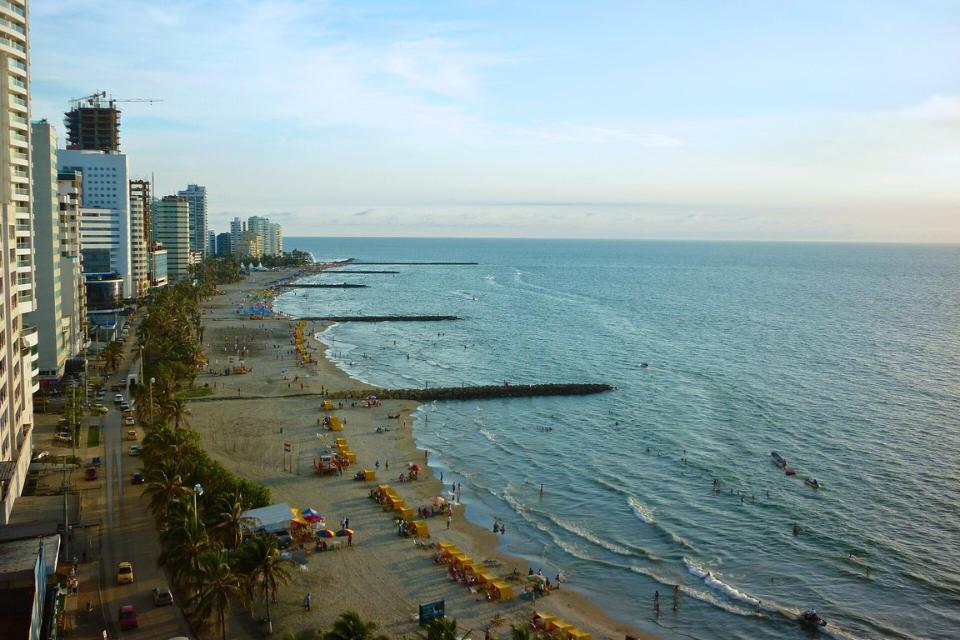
[114,394,124,404]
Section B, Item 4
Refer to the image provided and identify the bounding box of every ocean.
[274,238,960,640]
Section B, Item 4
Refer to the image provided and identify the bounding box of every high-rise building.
[57,170,87,358]
[206,230,216,257]
[215,232,231,256]
[151,196,190,280]
[177,184,207,257]
[57,149,133,297]
[237,231,262,259]
[247,216,283,256]
[148,242,168,288]
[129,179,150,298]
[230,216,243,255]
[64,92,121,152]
[26,121,67,381]
[0,0,37,524]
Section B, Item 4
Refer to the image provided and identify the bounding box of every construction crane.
[69,91,163,110]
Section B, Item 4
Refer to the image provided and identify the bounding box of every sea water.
[274,238,960,640]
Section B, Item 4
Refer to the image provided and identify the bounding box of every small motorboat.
[804,477,822,489]
[785,468,797,476]
[799,609,827,628]
[771,451,787,467]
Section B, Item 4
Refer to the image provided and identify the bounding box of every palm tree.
[143,459,191,519]
[322,612,388,640]
[142,425,198,468]
[426,618,458,640]
[235,535,293,634]
[213,491,253,550]
[158,510,212,590]
[161,397,192,430]
[189,549,241,640]
[510,625,531,640]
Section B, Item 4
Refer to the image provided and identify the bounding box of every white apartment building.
[151,196,190,280]
[57,149,133,297]
[0,0,37,524]
[247,216,283,256]
[58,170,86,358]
[177,184,207,257]
[26,121,67,381]
[230,216,243,255]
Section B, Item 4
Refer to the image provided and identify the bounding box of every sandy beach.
[189,269,651,639]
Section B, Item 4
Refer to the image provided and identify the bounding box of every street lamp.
[193,483,204,527]
[148,377,155,425]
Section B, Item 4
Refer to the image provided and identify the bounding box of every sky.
[29,1,960,242]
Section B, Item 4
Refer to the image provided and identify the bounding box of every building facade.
[148,242,168,288]
[57,149,133,297]
[26,121,66,381]
[247,216,283,256]
[215,232,231,256]
[151,196,190,280]
[177,184,207,258]
[229,216,243,255]
[57,170,87,363]
[236,231,262,259]
[128,182,148,298]
[0,0,36,524]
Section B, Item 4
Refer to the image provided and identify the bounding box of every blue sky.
[29,1,960,241]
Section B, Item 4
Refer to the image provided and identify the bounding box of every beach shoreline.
[190,268,652,639]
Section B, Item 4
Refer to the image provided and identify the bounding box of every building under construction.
[64,91,121,152]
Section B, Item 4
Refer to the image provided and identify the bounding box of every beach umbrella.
[526,574,547,584]
[409,463,422,473]
[317,529,336,538]
[302,508,322,522]
[335,528,354,537]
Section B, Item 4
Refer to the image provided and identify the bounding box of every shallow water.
[275,238,960,640]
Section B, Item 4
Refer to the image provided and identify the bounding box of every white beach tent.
[242,502,293,533]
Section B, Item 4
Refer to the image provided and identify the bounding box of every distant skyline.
[30,1,960,242]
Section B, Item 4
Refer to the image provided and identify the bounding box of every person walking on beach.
[303,592,312,611]
[447,514,452,529]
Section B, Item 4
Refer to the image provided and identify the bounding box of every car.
[118,604,138,630]
[93,402,107,412]
[31,450,49,462]
[121,402,131,411]
[152,586,174,606]
[126,430,137,441]
[131,472,145,485]
[116,561,134,584]
[129,444,141,456]
[275,532,293,549]
[84,467,98,481]
[54,433,73,444]
[114,393,124,404]
[122,408,133,417]
[123,416,135,426]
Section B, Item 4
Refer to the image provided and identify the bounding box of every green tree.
[158,509,213,590]
[322,612,388,640]
[213,491,253,550]
[510,625,531,640]
[426,618,458,640]
[234,535,293,634]
[143,459,191,519]
[189,549,241,640]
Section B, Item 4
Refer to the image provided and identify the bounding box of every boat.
[804,477,822,489]
[771,451,787,467]
[799,609,827,628]
[785,468,797,476]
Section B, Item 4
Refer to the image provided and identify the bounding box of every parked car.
[84,467,98,481]
[54,433,72,444]
[31,450,49,462]
[131,472,145,485]
[113,393,124,404]
[116,562,134,584]
[152,586,174,606]
[126,430,138,441]
[129,444,141,456]
[118,604,138,630]
[124,416,135,426]
[93,403,108,414]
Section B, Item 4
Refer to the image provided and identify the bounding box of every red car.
[84,467,98,481]
[118,604,138,629]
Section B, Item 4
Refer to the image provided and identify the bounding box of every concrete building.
[128,180,149,298]
[57,149,133,297]
[236,231,262,259]
[0,536,62,640]
[25,121,67,382]
[151,196,190,280]
[64,92,121,152]
[148,242,168,288]
[248,216,283,256]
[206,230,216,257]
[177,184,207,258]
[0,0,38,525]
[56,170,88,364]
[215,232,231,256]
[230,216,243,255]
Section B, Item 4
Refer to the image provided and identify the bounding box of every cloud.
[506,124,683,147]
[903,94,960,123]
[352,209,376,217]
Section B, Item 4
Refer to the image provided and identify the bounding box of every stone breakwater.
[329,383,613,401]
[301,315,461,322]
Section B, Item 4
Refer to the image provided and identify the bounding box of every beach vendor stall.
[567,628,592,640]
[488,580,514,601]
[320,400,334,411]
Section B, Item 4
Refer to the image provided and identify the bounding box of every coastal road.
[96,352,191,639]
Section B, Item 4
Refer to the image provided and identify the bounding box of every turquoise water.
[275,238,960,640]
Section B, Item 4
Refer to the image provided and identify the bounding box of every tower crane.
[69,91,163,109]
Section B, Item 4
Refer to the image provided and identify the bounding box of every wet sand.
[190,269,652,639]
